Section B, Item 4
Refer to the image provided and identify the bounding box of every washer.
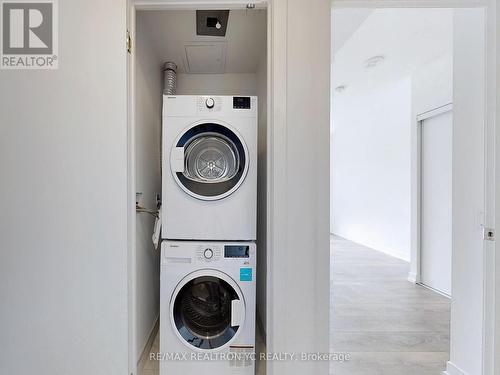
[160,241,256,375]
[162,95,257,241]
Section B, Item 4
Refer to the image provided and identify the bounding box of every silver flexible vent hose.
[161,62,178,178]
[163,62,177,95]
[137,62,178,245]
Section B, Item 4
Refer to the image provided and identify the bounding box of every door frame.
[126,1,498,375]
[126,1,269,375]
[414,103,453,296]
[331,1,496,374]
[126,2,137,374]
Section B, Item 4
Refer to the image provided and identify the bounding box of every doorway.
[330,6,487,375]
[127,2,269,375]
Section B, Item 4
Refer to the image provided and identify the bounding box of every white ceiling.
[332,8,453,94]
[137,9,267,74]
[332,8,373,57]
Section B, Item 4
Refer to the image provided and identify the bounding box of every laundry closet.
[132,5,268,375]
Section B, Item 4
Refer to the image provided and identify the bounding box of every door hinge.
[483,227,495,241]
[126,30,132,54]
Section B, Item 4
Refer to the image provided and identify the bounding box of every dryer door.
[171,122,249,201]
[171,270,245,351]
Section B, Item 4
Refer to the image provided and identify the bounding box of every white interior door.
[420,109,453,296]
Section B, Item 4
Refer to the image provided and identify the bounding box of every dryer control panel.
[197,96,222,112]
[233,97,251,109]
[164,95,257,118]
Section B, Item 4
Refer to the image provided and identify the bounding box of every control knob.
[205,97,215,109]
[204,248,214,259]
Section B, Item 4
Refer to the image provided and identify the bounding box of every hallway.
[330,236,451,375]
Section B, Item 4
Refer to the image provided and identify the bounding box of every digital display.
[224,245,250,258]
[233,96,251,109]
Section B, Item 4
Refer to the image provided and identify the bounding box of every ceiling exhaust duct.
[196,10,230,37]
[161,62,177,177]
[163,62,177,95]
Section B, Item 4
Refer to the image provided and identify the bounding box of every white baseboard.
[407,271,419,283]
[418,282,451,299]
[444,361,468,375]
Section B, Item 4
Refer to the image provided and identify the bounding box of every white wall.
[412,56,453,116]
[134,15,163,361]
[331,78,412,261]
[267,0,331,373]
[0,1,129,374]
[176,73,257,96]
[447,8,486,375]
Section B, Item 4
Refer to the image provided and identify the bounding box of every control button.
[204,248,214,259]
[205,98,215,109]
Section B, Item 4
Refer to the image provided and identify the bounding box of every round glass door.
[172,274,242,350]
[172,123,248,200]
[184,135,239,182]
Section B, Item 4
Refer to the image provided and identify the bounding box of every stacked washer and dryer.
[160,95,258,375]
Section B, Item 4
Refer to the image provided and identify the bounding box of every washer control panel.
[224,245,250,258]
[162,241,256,268]
[196,245,222,262]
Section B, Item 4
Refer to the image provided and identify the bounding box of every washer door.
[171,270,245,351]
[171,122,249,201]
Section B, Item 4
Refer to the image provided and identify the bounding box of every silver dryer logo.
[1,0,58,69]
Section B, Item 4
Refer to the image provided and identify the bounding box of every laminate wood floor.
[330,235,450,375]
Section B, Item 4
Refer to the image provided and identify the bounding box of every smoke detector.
[364,55,385,69]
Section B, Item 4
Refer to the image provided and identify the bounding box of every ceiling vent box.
[184,42,227,74]
[196,10,230,37]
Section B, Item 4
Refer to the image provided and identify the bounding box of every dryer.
[160,240,256,375]
[162,95,257,241]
